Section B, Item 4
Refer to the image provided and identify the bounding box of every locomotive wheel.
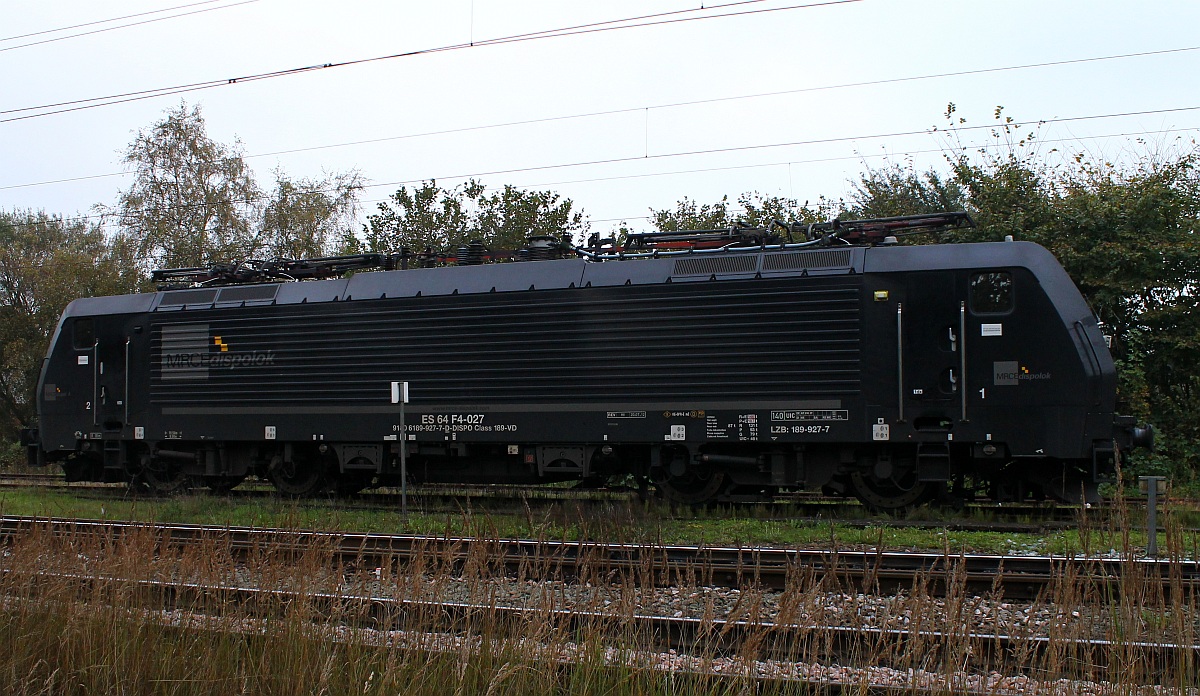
[656,470,728,505]
[141,461,191,496]
[269,457,326,497]
[849,470,934,512]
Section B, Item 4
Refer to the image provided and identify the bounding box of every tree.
[474,184,586,250]
[846,163,967,222]
[365,179,586,255]
[258,169,364,259]
[0,210,139,443]
[112,102,261,270]
[649,196,733,231]
[111,102,364,267]
[647,192,835,232]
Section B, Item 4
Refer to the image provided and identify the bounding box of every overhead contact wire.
[5,40,1195,188]
[0,0,857,122]
[0,0,262,53]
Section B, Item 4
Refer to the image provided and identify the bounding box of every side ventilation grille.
[672,254,758,276]
[762,249,852,272]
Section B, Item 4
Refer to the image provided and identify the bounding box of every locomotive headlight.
[982,444,997,456]
[600,445,613,455]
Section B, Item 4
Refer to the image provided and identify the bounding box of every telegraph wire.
[0,0,857,122]
[0,0,262,54]
[5,41,1197,190]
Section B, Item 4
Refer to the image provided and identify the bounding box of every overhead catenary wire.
[1,0,244,42]
[512,125,1200,190]
[0,0,783,116]
[0,0,262,53]
[0,0,759,117]
[3,42,1198,193]
[0,0,858,123]
[348,106,1200,192]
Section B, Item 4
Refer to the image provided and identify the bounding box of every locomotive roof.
[58,240,1076,319]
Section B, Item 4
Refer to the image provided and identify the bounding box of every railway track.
[0,472,1151,532]
[3,516,1197,691]
[1,516,1196,600]
[3,570,1193,688]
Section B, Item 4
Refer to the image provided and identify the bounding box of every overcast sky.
[3,0,1199,236]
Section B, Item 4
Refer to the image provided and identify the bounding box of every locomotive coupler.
[1115,415,1155,451]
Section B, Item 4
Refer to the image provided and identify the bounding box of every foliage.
[258,168,364,260]
[0,210,140,439]
[365,179,586,255]
[647,192,836,232]
[0,440,20,468]
[111,102,262,270]
[848,164,966,221]
[110,102,364,269]
[649,195,733,231]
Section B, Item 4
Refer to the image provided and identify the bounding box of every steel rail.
[1,516,1197,600]
[2,569,1193,686]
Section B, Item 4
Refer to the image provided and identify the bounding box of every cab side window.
[73,318,96,349]
[970,272,1013,314]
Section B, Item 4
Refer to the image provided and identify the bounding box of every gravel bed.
[10,541,1200,693]
[14,541,1195,643]
[21,544,1190,643]
[146,606,1200,695]
[352,572,1193,644]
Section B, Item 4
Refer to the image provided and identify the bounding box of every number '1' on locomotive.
[20,213,1153,509]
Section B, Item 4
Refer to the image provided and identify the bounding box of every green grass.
[2,485,1194,556]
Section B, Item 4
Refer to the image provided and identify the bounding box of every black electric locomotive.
[21,213,1152,509]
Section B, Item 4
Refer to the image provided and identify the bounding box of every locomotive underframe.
[48,431,1106,508]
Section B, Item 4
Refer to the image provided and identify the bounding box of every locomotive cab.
[855,239,1138,505]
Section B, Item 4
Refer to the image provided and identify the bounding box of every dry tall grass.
[0,508,1195,695]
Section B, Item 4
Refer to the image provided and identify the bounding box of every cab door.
[94,321,129,432]
[901,271,964,430]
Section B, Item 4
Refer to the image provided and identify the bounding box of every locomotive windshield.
[969,271,1013,314]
